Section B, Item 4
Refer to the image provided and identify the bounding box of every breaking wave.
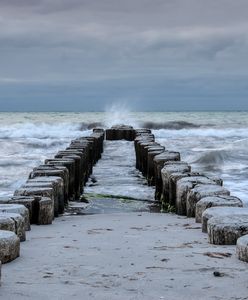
[18,139,67,149]
[79,122,104,130]
[193,150,229,165]
[0,122,84,139]
[154,127,248,138]
[0,160,28,167]
[141,121,202,130]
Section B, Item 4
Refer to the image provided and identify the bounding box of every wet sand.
[1,212,248,300]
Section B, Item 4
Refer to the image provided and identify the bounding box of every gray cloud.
[0,0,248,110]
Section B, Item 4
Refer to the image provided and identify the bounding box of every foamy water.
[0,111,247,205]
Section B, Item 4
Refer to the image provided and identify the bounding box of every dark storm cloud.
[0,0,248,110]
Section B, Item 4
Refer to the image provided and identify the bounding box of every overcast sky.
[0,0,248,111]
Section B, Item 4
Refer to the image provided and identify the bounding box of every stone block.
[195,195,243,223]
[208,215,248,245]
[0,196,36,226]
[186,184,230,217]
[237,235,248,263]
[202,207,248,233]
[0,213,25,242]
[161,161,191,205]
[154,151,181,200]
[176,176,216,216]
[0,204,30,231]
[0,230,20,263]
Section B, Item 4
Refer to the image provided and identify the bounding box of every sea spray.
[103,102,139,128]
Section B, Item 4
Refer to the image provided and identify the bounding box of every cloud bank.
[0,0,247,111]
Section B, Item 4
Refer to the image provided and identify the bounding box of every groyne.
[0,124,247,279]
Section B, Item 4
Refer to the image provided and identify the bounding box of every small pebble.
[213,271,225,277]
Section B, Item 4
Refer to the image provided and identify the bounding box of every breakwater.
[0,124,247,279]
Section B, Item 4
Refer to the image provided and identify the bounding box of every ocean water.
[0,111,247,205]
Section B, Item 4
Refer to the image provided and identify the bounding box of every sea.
[0,111,247,206]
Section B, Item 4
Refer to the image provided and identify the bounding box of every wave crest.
[193,150,228,165]
[79,122,104,130]
[142,121,201,130]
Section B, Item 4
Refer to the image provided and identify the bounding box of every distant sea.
[0,111,247,205]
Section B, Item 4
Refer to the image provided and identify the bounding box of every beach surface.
[1,212,248,300]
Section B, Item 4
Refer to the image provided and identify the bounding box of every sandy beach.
[1,212,247,300]
[1,0,248,298]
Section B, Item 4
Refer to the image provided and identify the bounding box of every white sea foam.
[154,127,248,139]
[0,111,247,206]
[0,119,86,197]
[0,122,83,139]
[153,125,248,205]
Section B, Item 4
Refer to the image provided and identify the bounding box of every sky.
[0,0,248,111]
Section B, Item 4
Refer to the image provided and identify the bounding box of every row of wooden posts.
[0,129,105,265]
[0,124,247,269]
[132,126,248,262]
